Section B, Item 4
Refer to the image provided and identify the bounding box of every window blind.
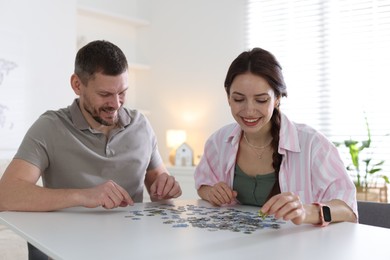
[247,0,390,180]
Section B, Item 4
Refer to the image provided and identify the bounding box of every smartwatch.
[313,202,332,227]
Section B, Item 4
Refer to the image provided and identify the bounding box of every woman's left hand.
[260,192,306,225]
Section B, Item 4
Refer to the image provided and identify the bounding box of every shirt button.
[106,147,112,156]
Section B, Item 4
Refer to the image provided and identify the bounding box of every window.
[247,0,390,179]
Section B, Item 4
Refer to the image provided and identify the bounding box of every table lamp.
[166,129,187,165]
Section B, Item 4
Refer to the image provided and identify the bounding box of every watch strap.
[313,202,330,227]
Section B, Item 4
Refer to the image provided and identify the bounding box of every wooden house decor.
[175,143,194,167]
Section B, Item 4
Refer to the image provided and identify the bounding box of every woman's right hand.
[206,182,238,206]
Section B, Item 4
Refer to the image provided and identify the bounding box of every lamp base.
[169,149,176,165]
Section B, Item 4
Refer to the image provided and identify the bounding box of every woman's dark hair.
[74,40,128,85]
[225,48,288,196]
[224,47,287,98]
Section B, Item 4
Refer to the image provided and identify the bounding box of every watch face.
[323,206,332,222]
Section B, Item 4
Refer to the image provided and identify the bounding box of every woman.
[194,48,357,226]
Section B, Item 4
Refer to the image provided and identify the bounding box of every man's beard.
[84,104,118,126]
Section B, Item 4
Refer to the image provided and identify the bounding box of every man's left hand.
[149,172,182,201]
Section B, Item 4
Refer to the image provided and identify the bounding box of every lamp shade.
[166,129,187,148]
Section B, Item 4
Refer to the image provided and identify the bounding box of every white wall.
[0,0,77,158]
[0,0,246,164]
[136,0,246,164]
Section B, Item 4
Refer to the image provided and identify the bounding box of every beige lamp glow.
[166,129,187,165]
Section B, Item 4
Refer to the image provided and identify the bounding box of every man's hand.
[149,172,182,201]
[82,180,134,209]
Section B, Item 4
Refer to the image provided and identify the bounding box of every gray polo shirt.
[14,99,163,202]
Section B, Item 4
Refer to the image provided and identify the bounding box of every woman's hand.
[261,192,306,225]
[205,182,238,206]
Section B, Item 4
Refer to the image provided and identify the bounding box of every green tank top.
[233,164,276,207]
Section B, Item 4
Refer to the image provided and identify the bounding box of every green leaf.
[361,140,370,149]
[345,140,358,146]
[362,158,371,164]
[333,141,342,147]
[374,160,385,166]
[368,168,382,175]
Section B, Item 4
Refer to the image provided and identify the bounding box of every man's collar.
[70,99,89,130]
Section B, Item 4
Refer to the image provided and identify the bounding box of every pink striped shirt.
[194,113,358,216]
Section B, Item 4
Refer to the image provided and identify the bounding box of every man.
[0,40,182,212]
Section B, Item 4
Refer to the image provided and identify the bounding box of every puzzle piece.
[125,203,285,234]
[258,209,268,220]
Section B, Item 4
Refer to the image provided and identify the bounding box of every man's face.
[77,71,128,128]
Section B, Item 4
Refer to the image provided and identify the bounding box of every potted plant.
[334,116,389,201]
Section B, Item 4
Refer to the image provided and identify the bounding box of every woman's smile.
[242,117,260,126]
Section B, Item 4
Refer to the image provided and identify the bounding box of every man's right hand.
[82,180,134,209]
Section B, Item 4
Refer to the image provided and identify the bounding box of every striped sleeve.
[194,124,239,190]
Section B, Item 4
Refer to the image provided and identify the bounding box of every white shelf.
[77,5,150,27]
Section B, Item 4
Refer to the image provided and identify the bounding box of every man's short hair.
[75,40,128,85]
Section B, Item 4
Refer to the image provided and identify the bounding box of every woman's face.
[228,72,280,134]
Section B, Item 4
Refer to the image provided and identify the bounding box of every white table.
[1,199,389,260]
